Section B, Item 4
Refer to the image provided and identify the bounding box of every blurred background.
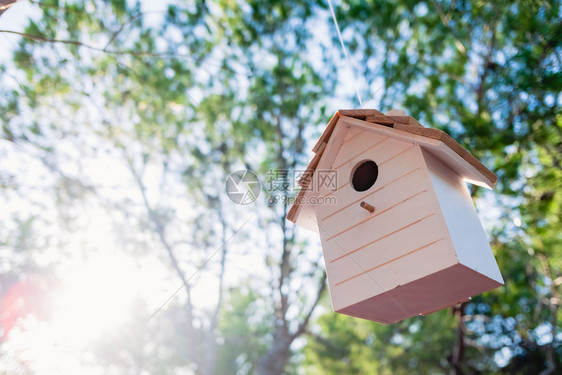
[0,0,560,374]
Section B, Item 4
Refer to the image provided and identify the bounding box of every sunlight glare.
[51,253,139,345]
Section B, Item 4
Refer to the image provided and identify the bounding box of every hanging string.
[327,0,363,107]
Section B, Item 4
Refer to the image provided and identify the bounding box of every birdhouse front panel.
[314,120,458,321]
[287,109,504,324]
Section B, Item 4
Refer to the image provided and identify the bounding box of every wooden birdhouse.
[287,109,503,324]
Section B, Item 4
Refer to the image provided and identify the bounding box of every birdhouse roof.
[287,109,497,230]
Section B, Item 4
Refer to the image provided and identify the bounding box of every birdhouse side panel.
[421,150,504,284]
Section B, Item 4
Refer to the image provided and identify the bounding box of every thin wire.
[360,65,413,109]
[327,0,363,107]
[101,59,259,322]
[148,214,254,322]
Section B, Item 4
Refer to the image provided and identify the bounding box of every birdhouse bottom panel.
[335,263,502,324]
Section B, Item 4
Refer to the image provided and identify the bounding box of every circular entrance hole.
[350,160,379,192]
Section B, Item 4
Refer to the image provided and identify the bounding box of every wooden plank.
[313,119,351,197]
[324,215,446,283]
[365,115,423,127]
[332,137,412,192]
[331,133,390,170]
[298,141,326,187]
[312,112,340,153]
[390,116,423,127]
[286,189,305,222]
[335,238,446,286]
[286,186,318,231]
[393,123,497,186]
[343,126,365,142]
[338,109,384,119]
[329,238,456,312]
[318,190,439,263]
[342,117,496,189]
[342,116,443,147]
[315,141,420,216]
[319,166,427,231]
[289,119,349,227]
[364,116,395,126]
[327,195,433,242]
[314,120,350,176]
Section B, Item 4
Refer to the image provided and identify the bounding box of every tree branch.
[0,65,30,94]
[449,302,467,375]
[0,29,171,57]
[125,157,195,326]
[210,202,228,330]
[538,254,559,375]
[0,28,252,77]
[103,12,144,51]
[431,0,468,56]
[291,270,327,340]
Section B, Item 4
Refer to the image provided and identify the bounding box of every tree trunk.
[538,254,559,375]
[449,302,466,375]
[255,331,292,375]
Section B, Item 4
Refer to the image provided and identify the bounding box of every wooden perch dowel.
[360,201,375,213]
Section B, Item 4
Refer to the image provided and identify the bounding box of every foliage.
[305,308,458,374]
[305,1,561,374]
[0,0,560,374]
